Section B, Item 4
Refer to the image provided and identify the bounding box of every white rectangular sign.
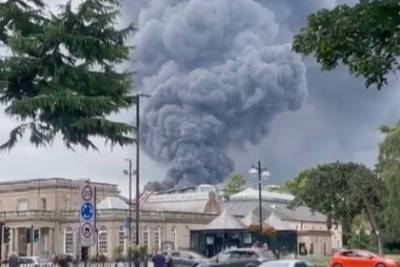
[80,181,96,247]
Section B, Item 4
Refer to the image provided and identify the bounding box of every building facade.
[0,178,216,261]
[0,178,342,260]
[224,188,343,257]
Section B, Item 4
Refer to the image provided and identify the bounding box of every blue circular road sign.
[81,202,94,220]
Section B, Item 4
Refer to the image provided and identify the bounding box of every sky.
[1,0,400,197]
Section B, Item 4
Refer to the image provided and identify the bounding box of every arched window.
[154,226,161,250]
[171,227,177,249]
[98,225,108,254]
[143,227,150,251]
[119,225,126,254]
[64,227,74,254]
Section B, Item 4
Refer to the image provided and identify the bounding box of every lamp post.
[134,92,150,249]
[123,159,133,267]
[249,161,270,232]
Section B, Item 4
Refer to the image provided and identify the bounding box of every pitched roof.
[142,191,221,214]
[230,188,294,203]
[97,197,128,210]
[223,200,326,223]
[241,211,260,227]
[202,210,244,230]
[264,212,293,230]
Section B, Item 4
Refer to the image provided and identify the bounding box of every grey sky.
[1,0,399,196]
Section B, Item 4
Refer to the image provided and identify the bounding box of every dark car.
[168,250,209,267]
[198,248,276,267]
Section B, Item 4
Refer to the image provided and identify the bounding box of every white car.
[18,256,53,266]
[259,260,315,267]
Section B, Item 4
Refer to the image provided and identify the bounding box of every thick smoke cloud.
[130,0,307,188]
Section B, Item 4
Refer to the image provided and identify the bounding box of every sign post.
[80,182,96,248]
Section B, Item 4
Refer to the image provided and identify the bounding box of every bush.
[53,254,73,267]
[90,254,107,263]
[127,245,148,263]
[114,245,125,261]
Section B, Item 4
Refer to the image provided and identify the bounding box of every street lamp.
[123,92,150,267]
[124,159,133,267]
[249,160,270,232]
[134,92,150,251]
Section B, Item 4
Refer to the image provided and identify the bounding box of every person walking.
[164,251,173,267]
[152,251,166,267]
[9,252,18,267]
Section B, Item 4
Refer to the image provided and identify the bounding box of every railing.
[0,210,56,219]
[0,208,216,223]
[60,209,216,223]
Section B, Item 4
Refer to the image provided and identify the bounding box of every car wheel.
[332,264,343,267]
[376,264,386,267]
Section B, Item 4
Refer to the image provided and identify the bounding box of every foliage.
[223,173,246,200]
[113,245,124,261]
[293,0,400,89]
[349,214,376,250]
[378,123,400,242]
[286,162,385,251]
[128,245,148,262]
[0,0,135,150]
[53,254,73,267]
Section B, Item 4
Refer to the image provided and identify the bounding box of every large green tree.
[0,0,135,150]
[286,162,385,254]
[293,0,400,89]
[377,124,400,243]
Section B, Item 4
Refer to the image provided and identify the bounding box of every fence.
[0,262,154,267]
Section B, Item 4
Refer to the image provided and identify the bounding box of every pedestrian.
[164,251,173,267]
[152,251,166,267]
[9,252,18,267]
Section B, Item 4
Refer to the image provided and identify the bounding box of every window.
[41,198,47,210]
[119,226,126,253]
[143,227,149,251]
[17,199,28,211]
[98,226,108,254]
[64,227,74,254]
[171,227,177,249]
[154,226,161,250]
[299,243,307,255]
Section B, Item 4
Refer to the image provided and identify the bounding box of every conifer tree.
[0,0,135,150]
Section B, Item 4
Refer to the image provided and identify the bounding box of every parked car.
[329,249,398,267]
[167,250,209,267]
[18,256,52,267]
[260,260,315,267]
[198,248,276,267]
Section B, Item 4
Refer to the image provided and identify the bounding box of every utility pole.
[249,161,270,233]
[134,93,150,267]
[0,222,3,263]
[135,95,140,249]
[134,94,150,243]
[258,160,262,232]
[30,225,33,256]
[94,186,98,261]
[125,159,133,267]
